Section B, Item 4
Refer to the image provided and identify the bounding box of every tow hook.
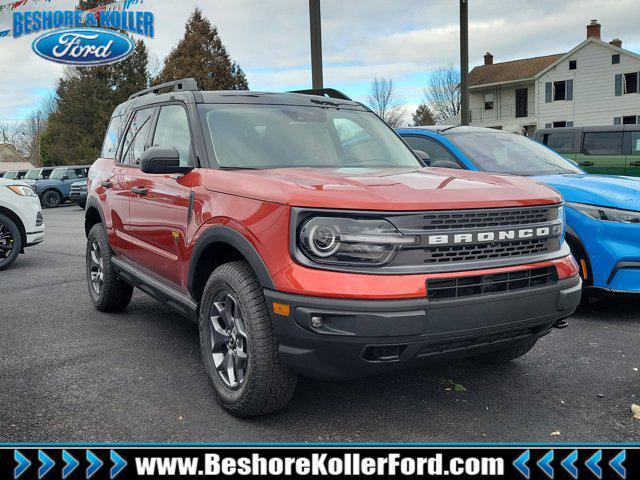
[554,318,569,329]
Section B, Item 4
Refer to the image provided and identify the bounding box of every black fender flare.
[565,225,591,282]
[188,225,275,293]
[84,195,106,237]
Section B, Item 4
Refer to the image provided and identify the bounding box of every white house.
[459,20,640,135]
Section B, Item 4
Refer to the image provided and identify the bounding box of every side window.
[120,108,155,165]
[544,132,575,154]
[101,115,124,159]
[629,132,640,155]
[66,169,79,180]
[582,132,623,155]
[72,168,87,178]
[152,105,193,166]
[402,136,461,166]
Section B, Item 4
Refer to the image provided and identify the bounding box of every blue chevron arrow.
[86,450,103,479]
[537,450,554,479]
[62,450,79,479]
[586,450,603,479]
[561,450,578,479]
[110,450,127,479]
[38,450,55,479]
[14,450,31,479]
[513,450,530,479]
[609,450,626,479]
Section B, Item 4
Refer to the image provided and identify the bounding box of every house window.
[612,54,620,64]
[623,115,638,125]
[484,93,494,110]
[553,121,567,128]
[624,72,639,94]
[569,60,577,70]
[553,81,566,100]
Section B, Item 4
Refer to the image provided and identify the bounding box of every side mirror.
[431,159,462,170]
[413,149,431,166]
[62,175,69,180]
[139,147,194,175]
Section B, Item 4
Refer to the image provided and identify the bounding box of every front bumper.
[265,275,581,380]
[69,192,87,203]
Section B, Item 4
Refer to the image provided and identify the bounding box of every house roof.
[469,53,564,87]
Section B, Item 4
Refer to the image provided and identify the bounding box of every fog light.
[310,316,323,328]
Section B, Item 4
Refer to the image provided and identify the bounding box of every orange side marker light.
[273,302,290,316]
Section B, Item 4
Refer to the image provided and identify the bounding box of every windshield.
[3,172,18,179]
[447,132,583,175]
[24,169,42,179]
[199,104,420,169]
[50,168,67,180]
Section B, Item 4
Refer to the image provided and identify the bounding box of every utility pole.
[309,0,323,89]
[459,0,469,125]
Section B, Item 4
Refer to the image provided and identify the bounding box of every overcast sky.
[1,0,639,121]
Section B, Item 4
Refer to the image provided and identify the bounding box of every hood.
[205,167,561,211]
[535,174,640,211]
[0,178,28,187]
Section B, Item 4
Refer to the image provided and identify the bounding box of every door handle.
[579,161,594,167]
[630,161,640,167]
[131,186,148,196]
[100,179,113,189]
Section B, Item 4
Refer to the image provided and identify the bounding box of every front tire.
[199,261,297,417]
[86,223,133,312]
[474,338,537,364]
[0,213,21,271]
[41,189,62,208]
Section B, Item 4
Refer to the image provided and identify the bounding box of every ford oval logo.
[32,28,134,66]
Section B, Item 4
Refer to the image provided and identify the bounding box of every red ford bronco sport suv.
[85,79,581,417]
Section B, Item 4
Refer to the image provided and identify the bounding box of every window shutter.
[613,117,622,125]
[637,115,640,124]
[545,123,552,128]
[566,79,573,100]
[566,121,574,127]
[615,74,623,96]
[637,72,640,93]
[545,82,552,102]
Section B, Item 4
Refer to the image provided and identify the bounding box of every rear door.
[625,130,640,176]
[126,103,195,286]
[576,130,625,175]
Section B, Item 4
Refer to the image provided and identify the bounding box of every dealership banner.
[0,446,637,479]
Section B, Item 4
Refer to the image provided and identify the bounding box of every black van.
[534,125,640,176]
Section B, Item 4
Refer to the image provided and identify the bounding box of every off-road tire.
[86,223,133,312]
[199,261,297,417]
[0,213,21,271]
[41,189,62,208]
[474,338,537,364]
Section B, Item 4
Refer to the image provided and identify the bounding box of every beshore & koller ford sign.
[8,0,154,66]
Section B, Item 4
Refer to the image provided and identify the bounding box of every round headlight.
[308,224,340,257]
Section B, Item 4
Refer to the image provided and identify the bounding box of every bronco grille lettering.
[427,226,557,246]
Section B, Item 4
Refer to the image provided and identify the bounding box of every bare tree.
[424,66,460,123]
[366,77,406,128]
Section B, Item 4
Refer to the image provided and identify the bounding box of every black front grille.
[420,207,551,231]
[35,212,43,227]
[426,266,558,301]
[424,238,550,264]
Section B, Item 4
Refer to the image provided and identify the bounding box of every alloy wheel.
[89,240,104,295]
[209,292,249,390]
[0,223,15,262]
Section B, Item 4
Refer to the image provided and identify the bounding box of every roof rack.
[289,88,352,101]
[128,78,199,100]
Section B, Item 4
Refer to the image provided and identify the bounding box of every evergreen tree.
[155,8,248,90]
[41,41,150,166]
[412,103,436,127]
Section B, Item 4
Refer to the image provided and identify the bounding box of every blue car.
[33,165,90,208]
[396,126,640,297]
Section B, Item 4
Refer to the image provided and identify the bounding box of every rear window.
[544,132,574,154]
[582,132,623,155]
[101,115,125,158]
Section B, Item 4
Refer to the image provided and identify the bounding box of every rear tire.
[199,261,297,417]
[41,189,62,208]
[86,223,133,312]
[0,213,21,271]
[474,338,537,364]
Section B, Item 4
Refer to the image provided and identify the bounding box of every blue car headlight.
[566,202,640,224]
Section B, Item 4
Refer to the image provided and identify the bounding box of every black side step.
[111,257,198,322]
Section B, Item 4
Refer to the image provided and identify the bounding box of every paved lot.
[1,206,638,443]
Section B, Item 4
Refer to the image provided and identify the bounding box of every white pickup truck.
[0,178,45,270]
